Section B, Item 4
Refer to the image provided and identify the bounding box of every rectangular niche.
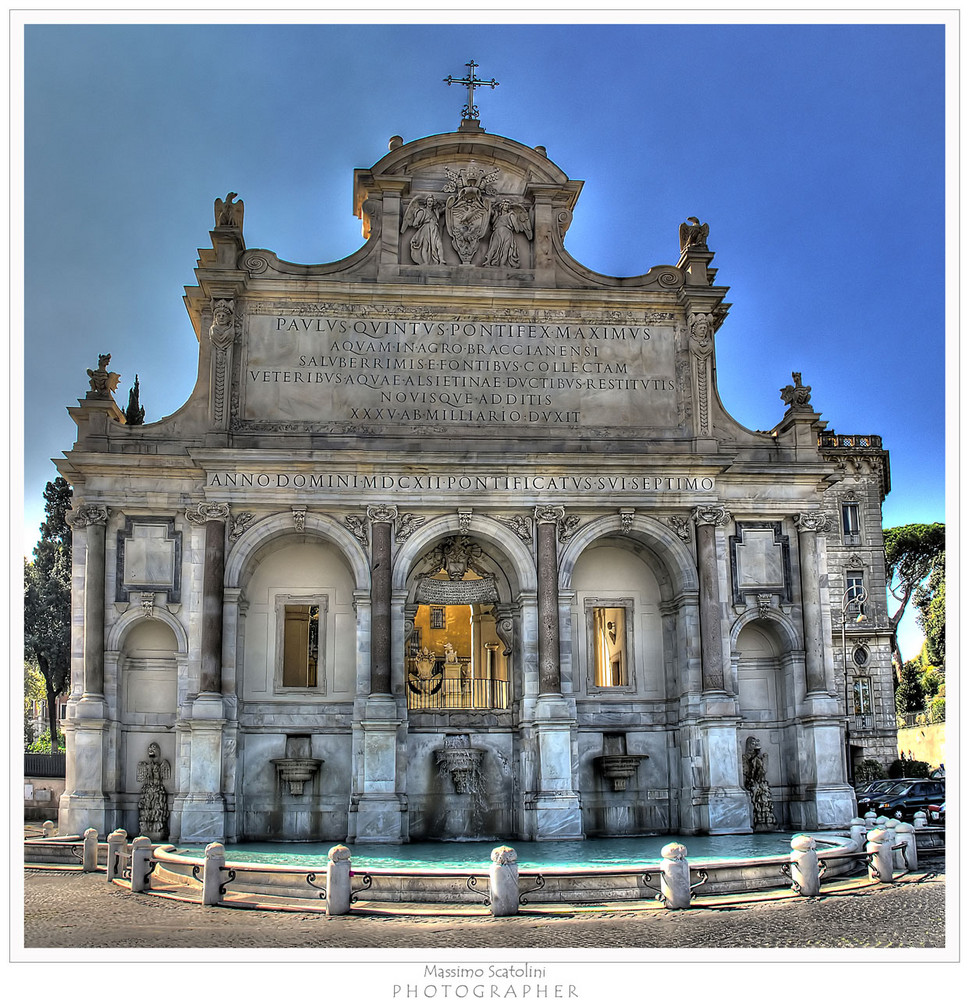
[729,522,792,606]
[116,517,181,603]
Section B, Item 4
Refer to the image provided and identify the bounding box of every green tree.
[24,477,73,750]
[24,662,45,748]
[915,552,945,668]
[883,522,945,677]
[895,657,926,716]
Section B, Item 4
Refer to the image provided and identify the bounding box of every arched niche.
[395,516,535,713]
[225,512,370,592]
[570,540,665,698]
[558,513,698,601]
[118,618,179,723]
[236,532,358,701]
[734,618,797,725]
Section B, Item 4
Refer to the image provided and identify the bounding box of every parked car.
[856,780,910,814]
[855,779,897,799]
[861,779,945,821]
[928,801,945,824]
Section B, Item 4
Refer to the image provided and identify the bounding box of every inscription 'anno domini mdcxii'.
[242,316,677,428]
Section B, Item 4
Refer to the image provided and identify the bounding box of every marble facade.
[57,113,897,844]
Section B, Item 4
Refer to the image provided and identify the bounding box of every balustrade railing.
[406,677,509,711]
[818,432,884,450]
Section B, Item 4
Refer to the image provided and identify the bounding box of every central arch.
[392,514,537,841]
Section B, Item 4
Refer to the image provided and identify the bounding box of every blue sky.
[19,18,947,658]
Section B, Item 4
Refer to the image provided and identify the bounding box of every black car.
[861,779,945,821]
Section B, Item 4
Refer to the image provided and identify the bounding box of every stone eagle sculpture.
[214,191,244,229]
[679,216,709,252]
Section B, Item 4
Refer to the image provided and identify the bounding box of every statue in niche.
[137,742,172,841]
[780,372,812,409]
[484,200,532,268]
[444,164,499,264]
[401,196,446,264]
[86,354,120,399]
[742,736,776,830]
[679,216,709,252]
[214,192,244,229]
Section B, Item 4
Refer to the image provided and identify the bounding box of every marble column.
[367,505,397,696]
[76,506,109,700]
[58,505,112,835]
[176,502,229,842]
[692,505,730,692]
[350,505,405,843]
[535,505,564,695]
[524,505,582,840]
[199,509,228,694]
[794,511,830,695]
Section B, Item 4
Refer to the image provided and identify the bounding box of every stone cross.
[444,59,499,121]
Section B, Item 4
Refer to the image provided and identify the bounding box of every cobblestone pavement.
[22,865,946,951]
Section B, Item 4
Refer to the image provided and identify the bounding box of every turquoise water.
[180,833,808,870]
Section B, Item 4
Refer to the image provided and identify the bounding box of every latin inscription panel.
[241,315,678,429]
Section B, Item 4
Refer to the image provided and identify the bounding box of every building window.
[274,594,328,692]
[852,676,872,715]
[587,601,633,688]
[845,572,866,616]
[842,503,861,540]
[430,606,446,630]
[853,644,870,667]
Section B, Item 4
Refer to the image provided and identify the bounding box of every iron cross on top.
[444,59,499,121]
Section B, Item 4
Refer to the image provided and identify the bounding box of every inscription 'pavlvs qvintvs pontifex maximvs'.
[242,317,678,429]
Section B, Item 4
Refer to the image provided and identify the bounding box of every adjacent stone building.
[57,106,897,844]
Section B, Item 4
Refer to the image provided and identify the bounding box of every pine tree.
[24,477,73,749]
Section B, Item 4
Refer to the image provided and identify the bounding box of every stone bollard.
[790,835,821,896]
[894,822,918,872]
[106,829,127,881]
[865,828,894,883]
[82,828,99,872]
[884,819,901,869]
[660,842,692,909]
[489,846,520,916]
[864,811,877,829]
[849,817,867,851]
[129,836,154,892]
[874,814,887,830]
[202,842,227,906]
[913,810,928,829]
[326,845,352,916]
[42,820,54,838]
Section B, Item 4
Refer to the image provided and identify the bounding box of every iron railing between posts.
[407,677,509,711]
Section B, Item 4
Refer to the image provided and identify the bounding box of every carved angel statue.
[401,195,446,265]
[86,353,120,399]
[679,216,709,253]
[137,742,172,840]
[484,200,532,268]
[214,191,244,229]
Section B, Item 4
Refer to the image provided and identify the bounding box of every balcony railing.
[406,677,510,711]
[818,432,884,450]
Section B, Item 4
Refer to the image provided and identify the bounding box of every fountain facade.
[57,105,898,847]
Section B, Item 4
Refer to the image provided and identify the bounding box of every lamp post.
[841,585,869,785]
